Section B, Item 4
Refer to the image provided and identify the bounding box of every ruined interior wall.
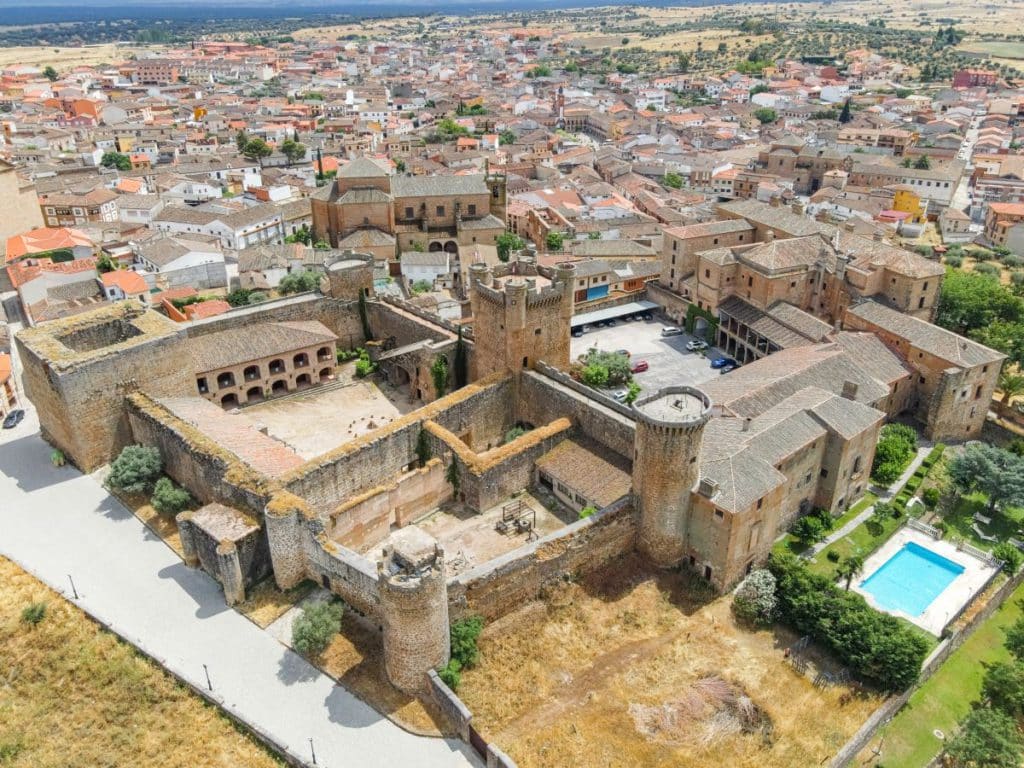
[283,374,513,514]
[447,497,637,622]
[328,459,450,551]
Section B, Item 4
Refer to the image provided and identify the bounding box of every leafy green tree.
[42,65,58,82]
[495,231,525,262]
[994,542,1024,575]
[499,130,517,146]
[150,477,191,515]
[107,445,162,494]
[100,151,131,171]
[949,443,1024,513]
[944,707,1023,768]
[935,271,1024,339]
[791,514,826,545]
[1005,616,1024,662]
[663,171,683,189]
[545,231,565,251]
[754,107,778,124]
[280,138,306,165]
[278,270,321,294]
[984,661,1024,716]
[226,288,254,307]
[624,380,642,405]
[732,568,778,625]
[416,429,432,466]
[292,600,344,657]
[676,52,691,73]
[581,362,609,388]
[394,159,406,173]
[871,424,918,483]
[242,138,273,160]
[914,154,931,170]
[235,130,248,152]
[430,355,449,398]
[285,224,312,246]
[95,253,117,274]
[450,616,484,668]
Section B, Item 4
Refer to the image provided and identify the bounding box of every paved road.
[0,408,479,768]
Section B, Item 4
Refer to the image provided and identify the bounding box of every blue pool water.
[858,542,965,617]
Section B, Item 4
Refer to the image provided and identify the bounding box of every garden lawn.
[773,492,878,557]
[806,505,900,579]
[940,491,1024,552]
[864,579,1024,767]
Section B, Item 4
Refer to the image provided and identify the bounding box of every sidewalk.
[807,443,933,557]
[0,410,478,768]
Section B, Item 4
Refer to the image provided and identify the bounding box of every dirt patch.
[236,578,315,629]
[458,555,881,768]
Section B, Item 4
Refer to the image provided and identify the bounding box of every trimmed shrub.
[150,477,191,515]
[438,658,462,690]
[20,602,46,625]
[107,445,162,494]
[732,568,778,626]
[791,515,827,545]
[994,542,1023,575]
[450,616,484,669]
[827,550,841,562]
[292,600,344,657]
[768,552,929,690]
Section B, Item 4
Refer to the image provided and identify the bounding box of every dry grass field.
[0,556,284,768]
[458,556,882,768]
[0,43,160,70]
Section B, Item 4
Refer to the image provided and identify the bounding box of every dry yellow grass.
[458,558,881,768]
[236,578,315,629]
[0,43,161,70]
[0,556,284,768]
[315,614,447,736]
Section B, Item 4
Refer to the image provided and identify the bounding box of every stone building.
[311,157,507,260]
[190,321,338,407]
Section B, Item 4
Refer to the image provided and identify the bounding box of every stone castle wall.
[518,367,636,460]
[282,374,513,514]
[447,497,636,622]
[126,393,275,514]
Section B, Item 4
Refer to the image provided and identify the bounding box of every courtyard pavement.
[0,408,479,768]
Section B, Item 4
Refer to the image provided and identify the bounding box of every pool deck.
[852,527,999,636]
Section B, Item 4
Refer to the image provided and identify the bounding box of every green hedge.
[769,552,929,690]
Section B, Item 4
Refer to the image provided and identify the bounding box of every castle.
[16,242,1002,695]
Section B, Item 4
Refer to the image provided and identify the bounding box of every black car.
[2,409,25,429]
[571,327,584,337]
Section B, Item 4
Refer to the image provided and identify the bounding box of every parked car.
[571,327,585,337]
[631,360,649,373]
[611,389,628,402]
[711,357,737,369]
[616,349,631,358]
[719,364,737,374]
[686,340,709,351]
[2,409,25,429]
[640,312,654,321]
[661,326,684,337]
[606,318,617,327]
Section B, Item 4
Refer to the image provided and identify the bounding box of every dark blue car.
[710,357,737,369]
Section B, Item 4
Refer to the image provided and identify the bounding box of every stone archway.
[428,241,443,252]
[221,393,239,408]
[443,240,458,253]
[271,379,289,395]
[319,367,332,382]
[296,373,312,389]
[246,386,264,403]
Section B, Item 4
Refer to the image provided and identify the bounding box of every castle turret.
[631,387,712,568]
[326,251,375,302]
[377,528,450,694]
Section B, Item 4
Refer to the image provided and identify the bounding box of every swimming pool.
[858,541,965,617]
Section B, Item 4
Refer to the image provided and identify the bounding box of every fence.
[829,564,1024,767]
[426,669,517,768]
[906,517,940,539]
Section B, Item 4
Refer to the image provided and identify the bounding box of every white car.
[661,326,684,337]
[686,340,709,351]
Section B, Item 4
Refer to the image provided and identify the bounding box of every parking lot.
[570,317,731,396]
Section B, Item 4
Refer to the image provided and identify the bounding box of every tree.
[676,52,691,73]
[944,707,1023,768]
[837,554,865,591]
[1005,617,1024,662]
[445,461,461,494]
[545,231,565,251]
[994,542,1023,575]
[285,224,312,246]
[663,171,683,189]
[914,154,932,170]
[42,65,58,82]
[949,443,1024,513]
[235,130,248,152]
[150,477,192,515]
[100,151,131,171]
[838,99,852,123]
[242,138,273,161]
[499,130,517,146]
[717,42,728,54]
[984,662,1024,716]
[394,159,406,173]
[624,380,642,405]
[732,568,778,625]
[96,253,117,274]
[416,429,432,467]
[292,600,344,657]
[450,616,484,668]
[278,270,321,294]
[495,231,525,262]
[935,271,1024,339]
[107,445,162,494]
[754,107,778,124]
[453,326,468,389]
[430,355,449,398]
[999,370,1024,410]
[280,138,306,165]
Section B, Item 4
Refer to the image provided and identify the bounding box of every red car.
[631,360,649,373]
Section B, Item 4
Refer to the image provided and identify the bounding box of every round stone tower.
[631,386,712,568]
[377,527,450,694]
[326,251,374,302]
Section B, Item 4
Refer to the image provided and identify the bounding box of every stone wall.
[304,528,382,619]
[423,417,572,513]
[518,366,635,460]
[367,300,454,347]
[282,374,513,514]
[447,496,636,621]
[328,459,450,550]
[126,392,275,514]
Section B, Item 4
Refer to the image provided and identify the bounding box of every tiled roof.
[534,437,632,508]
[846,300,1004,368]
[189,320,337,372]
[392,173,488,198]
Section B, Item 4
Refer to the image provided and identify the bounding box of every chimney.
[873,231,884,242]
[698,477,720,498]
[843,220,856,233]
[764,229,775,243]
[742,416,752,432]
[841,380,859,400]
